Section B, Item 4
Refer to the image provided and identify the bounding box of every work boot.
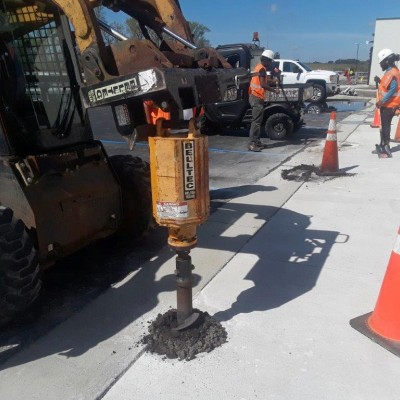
[248,142,263,152]
[255,139,267,149]
[383,144,392,158]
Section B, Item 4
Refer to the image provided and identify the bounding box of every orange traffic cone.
[370,93,381,128]
[320,111,339,174]
[350,227,400,357]
[370,108,381,128]
[393,118,400,143]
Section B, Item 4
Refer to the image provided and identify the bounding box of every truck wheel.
[293,120,304,133]
[0,207,41,326]
[265,113,294,140]
[109,155,154,239]
[199,117,221,136]
[310,84,326,103]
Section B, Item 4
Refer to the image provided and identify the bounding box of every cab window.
[225,53,241,68]
[283,62,300,73]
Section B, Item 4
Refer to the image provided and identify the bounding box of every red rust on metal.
[110,39,173,74]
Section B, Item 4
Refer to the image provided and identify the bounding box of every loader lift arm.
[0,0,247,329]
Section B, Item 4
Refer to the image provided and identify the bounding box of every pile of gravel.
[142,309,227,361]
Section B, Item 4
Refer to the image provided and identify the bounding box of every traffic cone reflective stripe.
[393,118,400,142]
[350,227,400,357]
[368,228,400,341]
[320,111,339,173]
[327,113,337,132]
[326,133,337,141]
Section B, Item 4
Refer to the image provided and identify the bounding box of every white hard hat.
[261,49,275,60]
[378,48,394,63]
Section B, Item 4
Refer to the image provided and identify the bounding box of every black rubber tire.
[264,113,294,140]
[309,83,326,103]
[109,155,154,239]
[306,103,323,114]
[0,207,41,326]
[199,117,221,136]
[293,120,304,133]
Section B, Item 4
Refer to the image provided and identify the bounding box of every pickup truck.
[271,59,340,103]
[202,43,314,140]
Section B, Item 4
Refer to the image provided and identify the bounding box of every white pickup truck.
[272,59,340,103]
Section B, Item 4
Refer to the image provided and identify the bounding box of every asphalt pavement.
[2,98,400,400]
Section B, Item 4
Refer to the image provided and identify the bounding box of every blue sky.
[178,0,400,62]
[104,1,400,62]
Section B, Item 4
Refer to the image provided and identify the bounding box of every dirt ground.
[142,309,227,361]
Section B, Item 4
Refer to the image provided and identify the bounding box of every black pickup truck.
[202,43,313,139]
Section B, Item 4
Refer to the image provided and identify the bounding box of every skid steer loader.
[0,0,246,328]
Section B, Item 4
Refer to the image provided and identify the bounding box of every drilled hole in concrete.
[142,309,227,361]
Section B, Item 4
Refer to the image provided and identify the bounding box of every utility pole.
[355,42,360,73]
[366,38,374,82]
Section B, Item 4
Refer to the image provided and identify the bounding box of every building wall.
[370,18,400,86]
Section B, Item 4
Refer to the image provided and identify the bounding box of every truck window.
[283,62,301,73]
[297,61,312,72]
[225,53,241,68]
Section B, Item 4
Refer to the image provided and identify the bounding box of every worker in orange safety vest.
[375,48,400,157]
[248,49,280,152]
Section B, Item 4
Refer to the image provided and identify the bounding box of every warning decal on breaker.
[156,202,188,219]
[182,140,196,200]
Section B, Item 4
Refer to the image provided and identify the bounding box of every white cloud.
[270,4,278,13]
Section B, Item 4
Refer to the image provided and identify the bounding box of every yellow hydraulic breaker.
[149,118,209,330]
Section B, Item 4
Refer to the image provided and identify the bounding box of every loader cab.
[0,0,87,156]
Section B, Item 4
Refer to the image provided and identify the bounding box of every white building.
[369,18,400,86]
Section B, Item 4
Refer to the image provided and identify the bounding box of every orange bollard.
[320,111,339,174]
[393,118,400,143]
[350,227,400,357]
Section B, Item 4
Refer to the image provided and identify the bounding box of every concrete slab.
[2,98,400,400]
[102,95,400,400]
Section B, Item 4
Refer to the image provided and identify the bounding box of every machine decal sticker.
[87,69,158,104]
[182,140,196,200]
[265,88,300,101]
[156,201,188,219]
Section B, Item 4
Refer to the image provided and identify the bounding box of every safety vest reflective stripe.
[249,64,265,100]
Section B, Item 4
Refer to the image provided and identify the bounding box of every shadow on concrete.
[389,143,400,153]
[0,226,203,367]
[0,183,271,368]
[211,184,277,201]
[208,202,347,322]
[0,186,346,373]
